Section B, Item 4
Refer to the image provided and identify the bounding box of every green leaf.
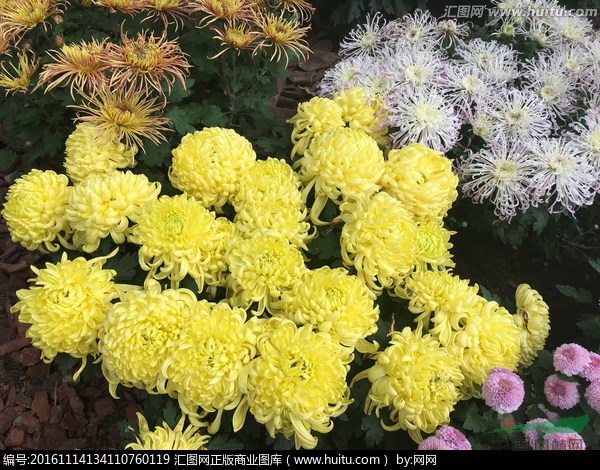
[105,251,139,282]
[463,403,488,433]
[531,207,550,236]
[162,400,179,428]
[361,414,385,447]
[167,78,195,103]
[556,284,594,304]
[0,149,18,171]
[272,434,294,450]
[588,259,600,275]
[207,434,244,450]
[167,106,198,135]
[308,232,340,262]
[140,141,171,169]
[577,316,600,341]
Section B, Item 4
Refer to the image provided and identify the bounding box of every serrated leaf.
[167,106,197,135]
[168,78,195,103]
[532,208,550,236]
[105,251,139,282]
[462,403,487,433]
[207,434,244,450]
[361,414,385,447]
[198,103,228,127]
[577,316,600,341]
[556,284,593,304]
[141,141,171,168]
[162,400,179,427]
[308,232,340,261]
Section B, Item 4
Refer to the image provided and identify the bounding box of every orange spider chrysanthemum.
[0,50,39,94]
[37,38,109,97]
[0,0,65,40]
[254,11,310,66]
[105,29,190,95]
[93,0,144,14]
[273,0,314,22]
[210,23,259,58]
[72,84,170,149]
[140,0,196,28]
[194,0,255,27]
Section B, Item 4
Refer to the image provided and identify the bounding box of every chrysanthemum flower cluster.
[6,94,553,449]
[320,7,600,220]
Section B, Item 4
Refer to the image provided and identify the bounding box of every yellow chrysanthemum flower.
[234,318,352,449]
[277,266,379,350]
[98,280,196,397]
[232,157,303,211]
[128,194,226,290]
[126,413,209,450]
[0,49,39,93]
[513,284,550,368]
[159,302,258,433]
[333,86,388,145]
[234,203,315,250]
[339,192,418,294]
[381,143,458,221]
[448,300,521,394]
[169,127,256,211]
[64,122,137,183]
[11,251,118,378]
[354,327,463,443]
[287,97,345,158]
[415,222,455,272]
[399,270,481,335]
[2,169,71,252]
[226,234,306,314]
[297,127,385,224]
[204,217,235,288]
[66,170,160,253]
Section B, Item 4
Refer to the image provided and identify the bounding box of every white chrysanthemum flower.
[456,38,519,84]
[469,112,495,142]
[339,13,387,59]
[440,63,490,118]
[382,10,438,48]
[582,38,600,90]
[488,0,528,25]
[381,48,445,92]
[519,18,562,49]
[386,87,460,152]
[528,137,597,216]
[523,53,577,117]
[568,112,600,173]
[458,138,536,221]
[436,19,470,47]
[318,55,381,98]
[552,43,588,80]
[475,88,553,141]
[546,15,593,44]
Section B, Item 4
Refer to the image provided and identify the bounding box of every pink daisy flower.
[523,418,552,450]
[553,343,591,376]
[435,426,472,450]
[544,374,580,410]
[543,432,586,451]
[418,437,453,450]
[482,367,525,414]
[418,426,472,451]
[580,352,600,382]
[584,381,600,413]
